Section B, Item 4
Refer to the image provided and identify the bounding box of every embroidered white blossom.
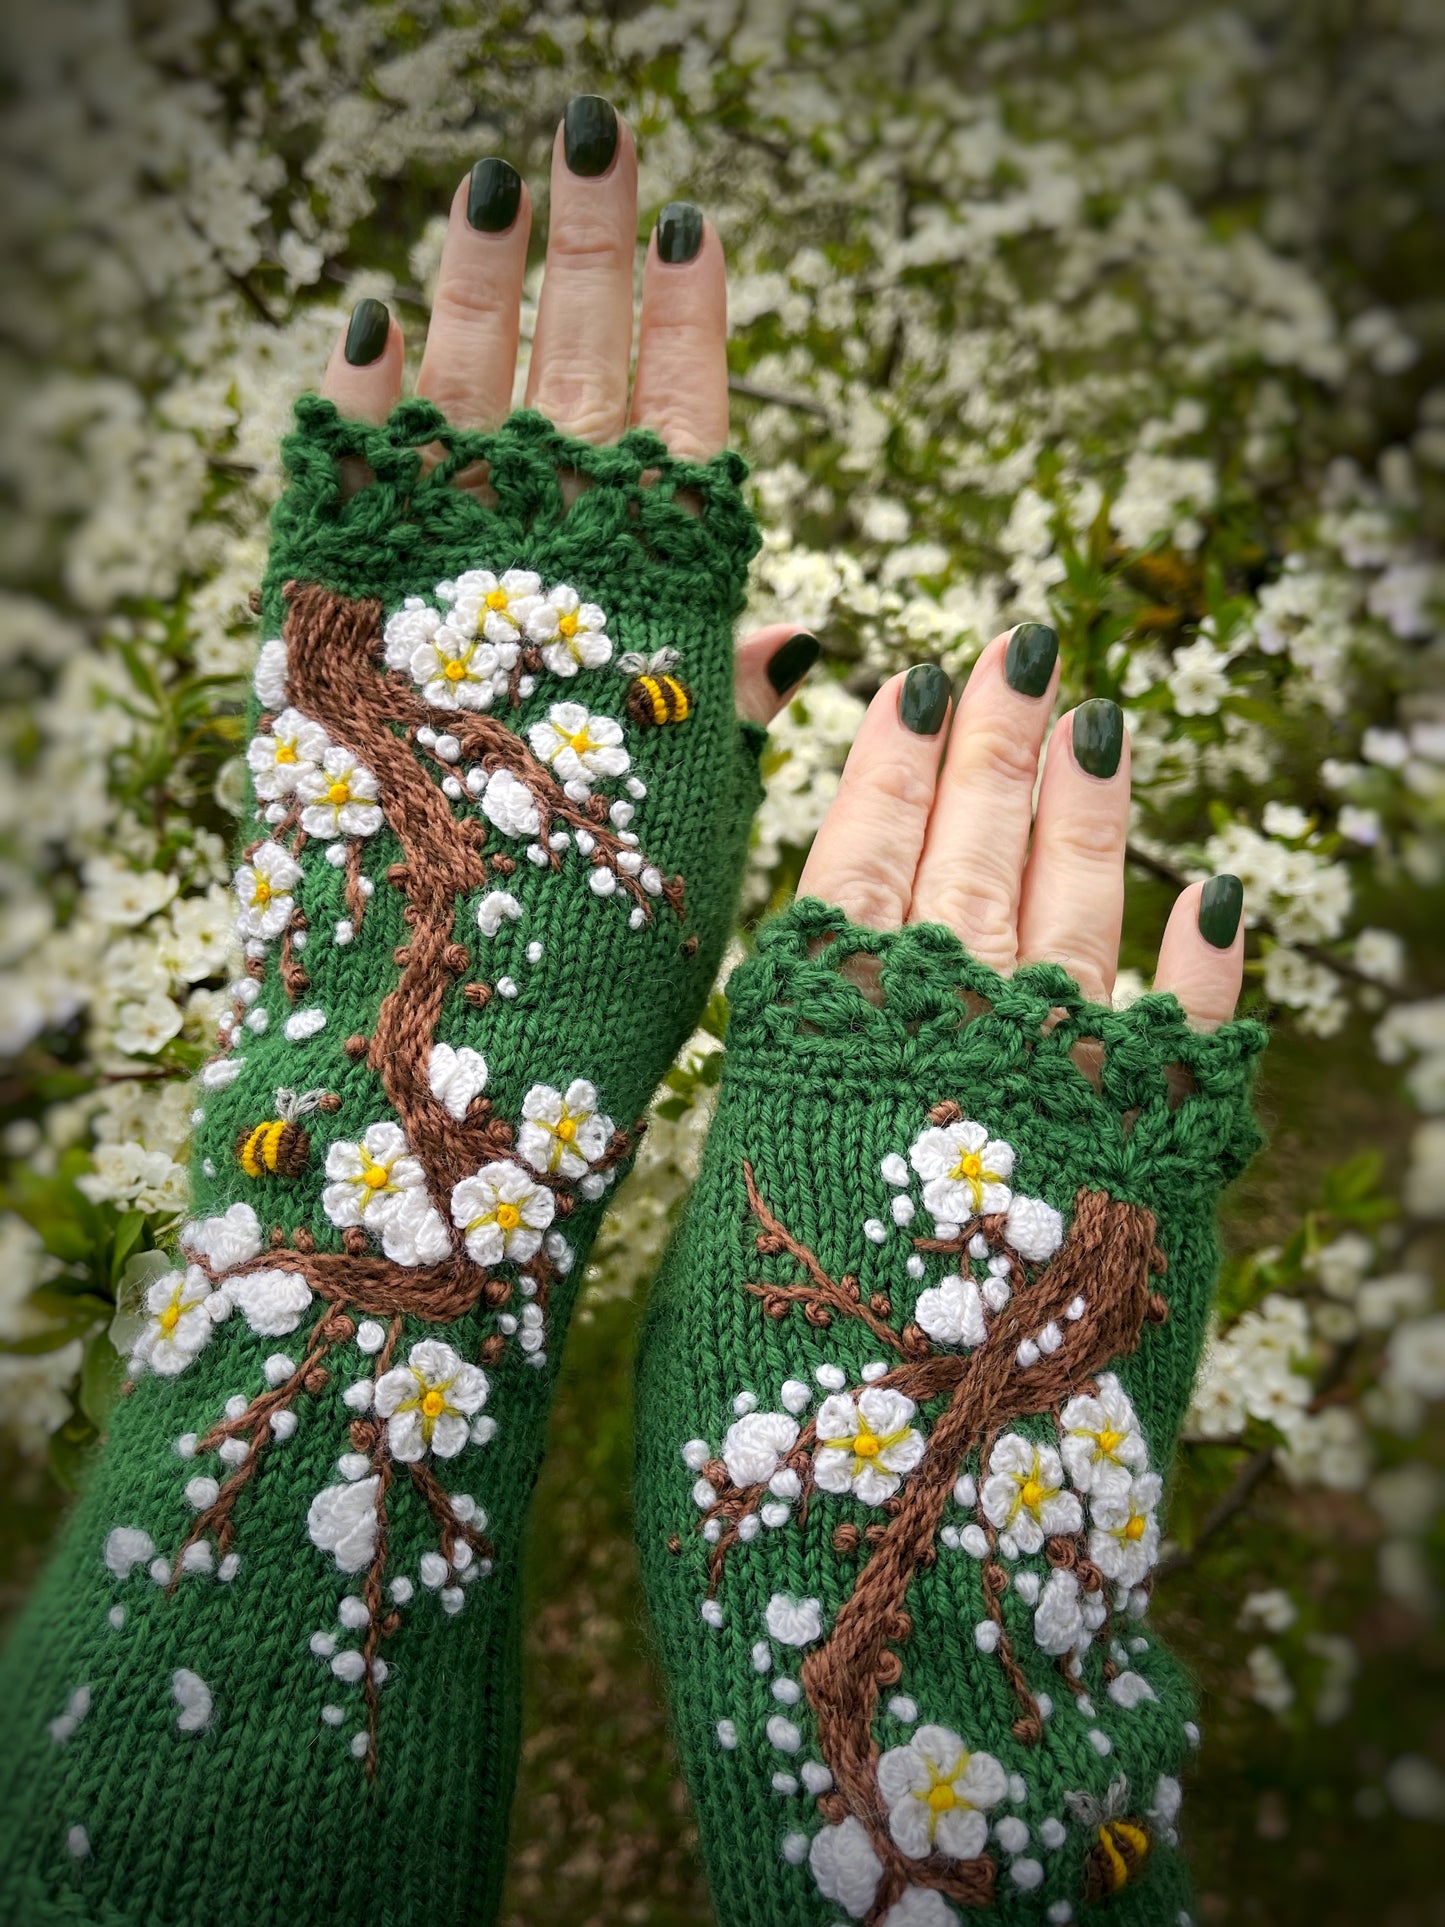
[909,1119,1014,1223]
[183,1202,262,1272]
[296,746,384,839]
[428,1043,489,1121]
[104,1526,154,1580]
[246,707,329,799]
[981,1434,1084,1552]
[1004,1194,1065,1263]
[380,1187,452,1265]
[1089,1471,1164,1585]
[381,594,443,671]
[225,1269,313,1337]
[450,1160,555,1266]
[877,1723,1007,1860]
[914,1272,987,1348]
[373,1339,488,1461]
[172,1669,213,1734]
[444,567,542,644]
[814,1387,926,1506]
[233,841,302,940]
[527,702,630,789]
[407,629,508,710]
[809,1815,882,1919]
[322,1123,427,1231]
[1059,1373,1149,1496]
[307,1476,380,1573]
[130,1266,218,1376]
[254,637,288,708]
[723,1411,800,1486]
[1033,1566,1087,1655]
[516,1079,613,1179]
[480,767,541,838]
[522,584,612,676]
[765,1593,824,1646]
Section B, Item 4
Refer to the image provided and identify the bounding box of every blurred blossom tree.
[0,0,1441,1919]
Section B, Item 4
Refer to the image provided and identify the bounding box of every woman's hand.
[316,94,812,729]
[797,631,1245,1028]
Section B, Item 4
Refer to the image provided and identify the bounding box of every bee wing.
[648,648,681,673]
[1102,1776,1131,1818]
[1065,1790,1105,1826]
[273,1086,299,1121]
[615,652,649,675]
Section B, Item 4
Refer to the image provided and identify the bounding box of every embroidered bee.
[616,648,691,729]
[235,1087,339,1179]
[1066,1779,1152,1902]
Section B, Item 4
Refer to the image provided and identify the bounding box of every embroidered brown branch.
[706,1177,1166,1925]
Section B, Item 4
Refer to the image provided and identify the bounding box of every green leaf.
[653,1097,692,1122]
[80,1329,126,1430]
[0,1324,92,1356]
[111,1209,148,1283]
[48,1414,100,1495]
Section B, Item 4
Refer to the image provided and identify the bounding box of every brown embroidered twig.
[742,1162,913,1355]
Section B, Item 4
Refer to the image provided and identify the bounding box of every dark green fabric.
[0,400,762,1926]
[637,901,1266,1927]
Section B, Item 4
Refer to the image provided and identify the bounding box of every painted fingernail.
[467,157,522,233]
[1072,698,1123,778]
[657,200,704,264]
[344,299,390,367]
[1004,621,1058,698]
[900,663,951,737]
[1199,874,1243,949]
[564,95,618,177]
[766,631,819,696]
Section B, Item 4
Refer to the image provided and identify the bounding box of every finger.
[908,622,1059,965]
[735,627,820,727]
[1153,876,1244,1031]
[796,664,952,932]
[629,204,728,458]
[319,300,404,424]
[1016,699,1130,1003]
[525,96,638,442]
[415,160,532,430]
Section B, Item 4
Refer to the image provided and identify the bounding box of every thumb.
[734,625,820,726]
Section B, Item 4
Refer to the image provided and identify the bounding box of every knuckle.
[951,718,1045,791]
[431,280,514,329]
[544,219,633,274]
[831,873,910,934]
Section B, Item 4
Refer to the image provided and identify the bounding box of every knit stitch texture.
[636,900,1266,1927]
[0,398,763,1927]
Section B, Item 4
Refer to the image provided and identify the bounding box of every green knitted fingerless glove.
[0,398,762,1926]
[636,900,1266,1927]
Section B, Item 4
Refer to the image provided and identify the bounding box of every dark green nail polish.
[564,95,618,177]
[766,631,819,695]
[467,157,521,233]
[657,200,703,264]
[344,299,389,367]
[1073,698,1123,778]
[1004,621,1058,698]
[900,663,951,737]
[1199,873,1243,949]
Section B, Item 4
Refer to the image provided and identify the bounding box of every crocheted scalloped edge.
[725,899,1267,1191]
[264,395,761,614]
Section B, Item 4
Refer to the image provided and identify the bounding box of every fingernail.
[900,663,951,736]
[1198,874,1243,949]
[1072,698,1123,778]
[467,157,522,233]
[766,631,819,696]
[1004,621,1058,698]
[344,299,390,367]
[564,95,618,177]
[657,200,704,264]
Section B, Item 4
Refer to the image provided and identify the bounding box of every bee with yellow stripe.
[1067,1779,1152,1902]
[236,1087,338,1180]
[617,648,691,729]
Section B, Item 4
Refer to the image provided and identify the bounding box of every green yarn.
[0,399,762,1926]
[636,899,1267,1927]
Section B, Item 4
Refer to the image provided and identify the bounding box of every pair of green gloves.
[0,401,1263,1927]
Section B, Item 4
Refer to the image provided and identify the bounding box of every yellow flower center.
[1124,1513,1147,1541]
[494,1201,521,1232]
[1097,1427,1125,1455]
[557,611,580,638]
[955,1151,983,1179]
[927,1782,958,1814]
[327,779,352,806]
[159,1302,180,1333]
[421,1388,447,1419]
[252,877,272,905]
[853,1431,881,1459]
[1021,1478,1046,1513]
[485,588,510,612]
[275,741,296,763]
[555,1115,577,1142]
[361,1161,391,1190]
[566,727,593,756]
[444,658,468,681]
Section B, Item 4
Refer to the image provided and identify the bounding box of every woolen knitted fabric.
[636,900,1266,1927]
[0,398,762,1926]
